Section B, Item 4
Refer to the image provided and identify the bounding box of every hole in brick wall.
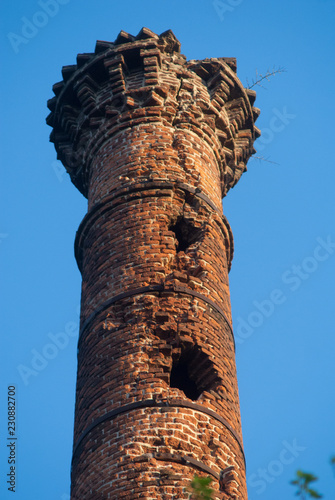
[170,346,218,401]
[170,357,200,400]
[123,48,143,72]
[169,217,202,253]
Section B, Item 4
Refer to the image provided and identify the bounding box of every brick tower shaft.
[47,28,260,499]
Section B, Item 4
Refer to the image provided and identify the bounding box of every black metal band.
[78,284,234,350]
[71,398,246,468]
[135,451,220,480]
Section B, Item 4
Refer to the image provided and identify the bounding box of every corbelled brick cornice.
[47,27,260,198]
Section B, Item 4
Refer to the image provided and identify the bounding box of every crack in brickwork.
[47,27,260,500]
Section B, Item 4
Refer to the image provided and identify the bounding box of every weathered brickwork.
[47,28,260,499]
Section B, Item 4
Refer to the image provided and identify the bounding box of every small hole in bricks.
[170,347,218,400]
[170,347,206,400]
[170,358,200,400]
[123,48,143,72]
[169,217,201,253]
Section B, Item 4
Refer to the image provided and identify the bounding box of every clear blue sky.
[1,1,334,499]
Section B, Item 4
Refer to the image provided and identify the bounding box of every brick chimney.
[47,28,260,499]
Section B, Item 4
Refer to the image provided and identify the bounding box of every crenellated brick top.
[47,27,260,200]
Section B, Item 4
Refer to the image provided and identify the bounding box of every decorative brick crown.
[47,27,260,198]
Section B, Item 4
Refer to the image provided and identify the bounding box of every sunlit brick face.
[47,27,260,500]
